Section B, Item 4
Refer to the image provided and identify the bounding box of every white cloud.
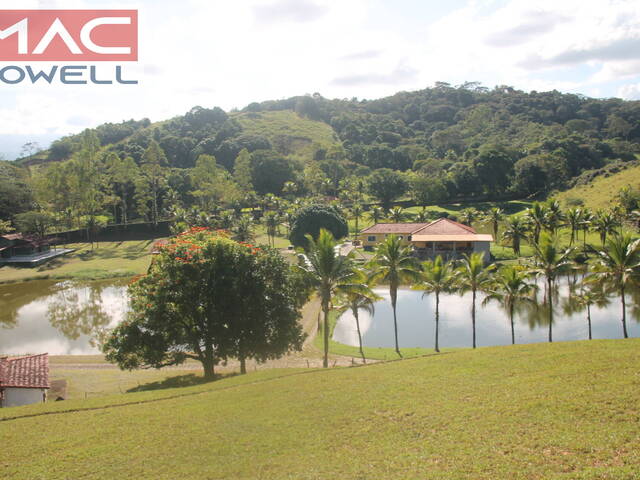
[617,82,640,100]
[1,0,639,142]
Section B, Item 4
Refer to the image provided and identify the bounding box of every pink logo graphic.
[0,10,137,61]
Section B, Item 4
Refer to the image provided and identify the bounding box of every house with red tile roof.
[0,353,50,408]
[360,218,493,263]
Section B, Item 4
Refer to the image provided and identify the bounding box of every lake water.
[0,279,129,355]
[333,281,640,350]
[2,276,639,356]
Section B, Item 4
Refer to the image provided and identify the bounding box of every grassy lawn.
[0,240,158,284]
[253,224,291,249]
[2,339,639,479]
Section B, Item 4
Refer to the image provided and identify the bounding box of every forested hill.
[3,83,640,223]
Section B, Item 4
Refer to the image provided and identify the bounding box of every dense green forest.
[2,82,640,234]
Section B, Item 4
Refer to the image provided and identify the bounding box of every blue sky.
[1,0,640,159]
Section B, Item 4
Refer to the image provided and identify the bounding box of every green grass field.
[555,163,640,211]
[0,240,158,284]
[233,110,340,160]
[3,340,639,479]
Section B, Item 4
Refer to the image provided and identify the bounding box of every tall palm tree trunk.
[322,302,329,368]
[509,303,515,345]
[621,285,629,339]
[390,287,402,357]
[471,289,477,349]
[354,309,365,364]
[587,304,592,340]
[547,277,553,343]
[434,292,440,353]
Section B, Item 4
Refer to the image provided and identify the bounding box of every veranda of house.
[358,218,493,263]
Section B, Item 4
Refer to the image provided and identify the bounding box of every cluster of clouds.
[0,0,639,155]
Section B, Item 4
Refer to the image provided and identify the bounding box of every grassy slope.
[555,163,640,211]
[0,240,157,283]
[233,110,340,159]
[2,340,639,479]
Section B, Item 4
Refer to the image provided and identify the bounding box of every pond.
[333,280,640,350]
[0,279,129,355]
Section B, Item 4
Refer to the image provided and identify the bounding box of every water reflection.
[333,278,640,350]
[0,279,129,355]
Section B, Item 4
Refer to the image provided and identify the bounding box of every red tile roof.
[0,353,50,389]
[413,218,477,235]
[360,223,429,234]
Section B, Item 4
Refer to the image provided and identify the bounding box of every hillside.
[233,109,341,159]
[3,340,639,479]
[556,162,640,210]
[4,84,640,228]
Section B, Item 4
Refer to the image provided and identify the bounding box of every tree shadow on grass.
[126,372,239,393]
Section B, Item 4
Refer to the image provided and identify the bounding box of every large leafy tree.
[289,204,348,249]
[138,140,168,227]
[590,233,640,339]
[0,161,33,221]
[415,256,455,352]
[368,235,421,357]
[366,168,407,210]
[103,228,305,378]
[455,253,494,349]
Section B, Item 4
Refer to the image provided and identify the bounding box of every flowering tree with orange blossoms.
[103,227,305,378]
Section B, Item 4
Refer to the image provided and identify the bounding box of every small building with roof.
[359,223,432,250]
[0,353,50,408]
[359,218,493,263]
[0,233,72,267]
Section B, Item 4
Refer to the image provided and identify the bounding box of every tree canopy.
[103,228,306,378]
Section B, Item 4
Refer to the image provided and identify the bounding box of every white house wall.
[2,387,45,407]
[473,241,491,262]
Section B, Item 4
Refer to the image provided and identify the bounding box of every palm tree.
[351,203,363,239]
[233,215,254,243]
[388,206,406,223]
[368,235,421,357]
[502,216,528,257]
[484,207,504,242]
[565,208,583,246]
[543,200,565,235]
[483,266,536,345]
[283,210,295,237]
[415,256,455,352]
[458,208,478,227]
[590,233,640,339]
[593,210,620,246]
[299,229,363,368]
[525,202,548,244]
[415,207,430,223]
[529,233,573,342]
[264,212,280,247]
[579,208,594,249]
[367,206,384,225]
[572,284,607,340]
[455,252,494,349]
[335,274,382,364]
